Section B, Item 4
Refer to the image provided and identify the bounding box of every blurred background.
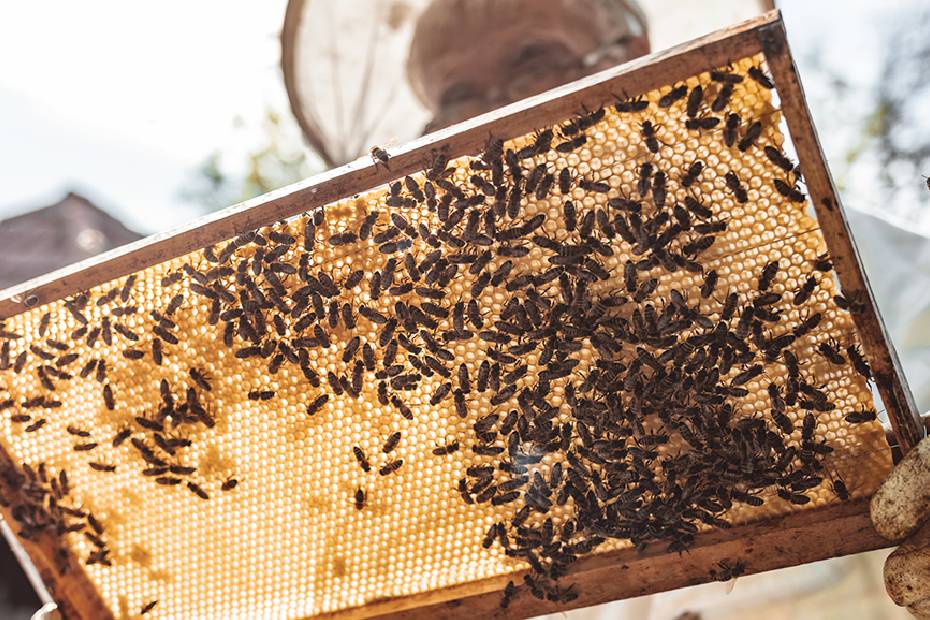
[1,0,929,618]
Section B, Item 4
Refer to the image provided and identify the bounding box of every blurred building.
[0,192,142,289]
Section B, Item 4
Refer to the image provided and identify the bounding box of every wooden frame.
[351,499,885,619]
[0,10,916,619]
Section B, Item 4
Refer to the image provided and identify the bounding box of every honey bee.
[370,146,391,169]
[379,459,403,476]
[432,441,460,456]
[382,431,402,453]
[724,171,748,203]
[614,94,649,113]
[187,482,209,500]
[658,83,688,108]
[641,121,659,154]
[748,65,774,89]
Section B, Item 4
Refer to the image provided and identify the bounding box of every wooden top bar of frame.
[0,10,916,619]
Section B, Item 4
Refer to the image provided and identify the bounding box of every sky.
[0,1,291,233]
[0,1,925,234]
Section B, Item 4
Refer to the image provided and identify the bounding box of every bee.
[140,600,158,615]
[713,560,746,582]
[306,394,329,416]
[391,395,413,420]
[764,146,794,173]
[757,260,778,291]
[354,487,366,510]
[711,66,744,84]
[723,112,740,147]
[370,146,391,169]
[682,160,704,188]
[353,446,370,472]
[845,344,872,381]
[102,384,115,410]
[555,134,586,153]
[432,441,460,455]
[774,179,806,202]
[379,459,403,476]
[685,116,720,130]
[382,431,402,453]
[701,270,718,299]
[636,161,654,198]
[641,121,659,153]
[818,340,845,365]
[430,381,452,405]
[25,419,46,432]
[658,83,688,108]
[247,389,275,401]
[652,171,667,207]
[685,85,703,118]
[845,407,877,423]
[684,196,713,219]
[166,293,184,315]
[188,367,212,391]
[37,312,51,337]
[152,337,163,365]
[748,65,774,89]
[738,120,762,152]
[724,171,748,203]
[66,425,90,438]
[793,311,822,338]
[777,489,810,505]
[731,364,763,386]
[771,407,793,435]
[112,428,132,447]
[454,389,468,418]
[793,275,818,305]
[221,477,239,492]
[562,200,577,232]
[187,482,209,500]
[88,462,116,473]
[579,177,610,194]
[500,580,517,609]
[834,293,866,313]
[614,94,649,113]
[711,82,734,112]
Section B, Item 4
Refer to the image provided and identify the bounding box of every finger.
[872,435,930,541]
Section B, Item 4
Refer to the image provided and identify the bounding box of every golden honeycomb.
[0,54,891,618]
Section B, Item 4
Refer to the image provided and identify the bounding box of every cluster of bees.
[0,57,880,615]
[0,461,110,571]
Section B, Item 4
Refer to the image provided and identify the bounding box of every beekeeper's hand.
[872,436,930,618]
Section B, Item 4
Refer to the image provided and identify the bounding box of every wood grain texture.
[758,20,925,453]
[318,500,887,619]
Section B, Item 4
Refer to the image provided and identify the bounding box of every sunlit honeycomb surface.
[0,55,891,618]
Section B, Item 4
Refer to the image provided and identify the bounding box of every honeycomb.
[0,54,891,618]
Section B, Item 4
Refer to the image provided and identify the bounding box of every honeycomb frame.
[0,11,919,620]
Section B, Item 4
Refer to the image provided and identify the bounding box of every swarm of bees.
[0,56,887,616]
